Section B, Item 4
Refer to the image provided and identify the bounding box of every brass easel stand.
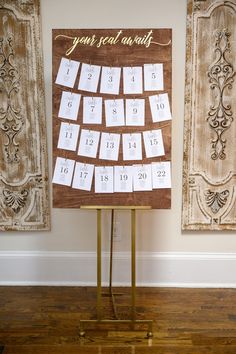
[79,205,153,339]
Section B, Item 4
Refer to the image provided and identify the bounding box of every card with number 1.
[55,58,80,88]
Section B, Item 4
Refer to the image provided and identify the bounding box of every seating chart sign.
[52,29,172,208]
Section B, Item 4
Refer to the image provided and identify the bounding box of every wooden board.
[182,0,236,230]
[0,0,50,230]
[52,29,172,209]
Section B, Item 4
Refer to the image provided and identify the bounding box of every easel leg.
[131,209,136,324]
[79,206,153,338]
[109,209,119,319]
[97,209,102,321]
[109,209,114,292]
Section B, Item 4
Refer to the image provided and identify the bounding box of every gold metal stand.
[79,205,153,338]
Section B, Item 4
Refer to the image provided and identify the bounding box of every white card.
[95,166,114,193]
[58,91,81,120]
[55,58,80,88]
[114,165,133,193]
[123,66,143,94]
[152,161,171,189]
[125,99,145,126]
[78,129,100,158]
[72,162,94,191]
[78,63,101,93]
[149,93,172,122]
[133,164,152,191]
[105,99,125,127]
[83,96,103,124]
[57,122,80,151]
[100,66,121,95]
[52,157,75,186]
[122,133,142,161]
[144,63,164,91]
[143,129,165,158]
[99,132,120,161]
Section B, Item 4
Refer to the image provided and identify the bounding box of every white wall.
[1,0,236,286]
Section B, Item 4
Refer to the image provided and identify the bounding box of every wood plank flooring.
[0,287,236,353]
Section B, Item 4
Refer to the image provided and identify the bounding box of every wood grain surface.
[52,29,172,209]
[0,0,50,230]
[182,0,236,230]
[0,286,236,353]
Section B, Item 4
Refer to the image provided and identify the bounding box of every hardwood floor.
[0,287,236,353]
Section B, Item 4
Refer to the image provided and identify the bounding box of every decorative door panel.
[182,0,236,230]
[0,0,50,230]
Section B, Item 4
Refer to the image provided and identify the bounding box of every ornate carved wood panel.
[182,0,236,230]
[0,0,50,230]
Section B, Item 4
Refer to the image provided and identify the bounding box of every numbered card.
[133,164,152,191]
[143,129,165,158]
[99,132,120,161]
[95,166,114,193]
[144,63,164,91]
[78,129,100,158]
[105,99,125,127]
[125,99,145,126]
[52,157,75,186]
[72,162,94,191]
[55,58,80,88]
[58,91,81,120]
[57,122,80,151]
[114,165,133,193]
[100,66,121,95]
[152,161,171,189]
[123,66,143,94]
[122,133,142,161]
[78,63,101,93]
[149,93,172,122]
[83,96,103,124]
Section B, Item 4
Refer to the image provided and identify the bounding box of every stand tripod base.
[79,206,153,340]
[79,319,153,339]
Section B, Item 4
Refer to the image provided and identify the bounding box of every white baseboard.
[0,251,236,287]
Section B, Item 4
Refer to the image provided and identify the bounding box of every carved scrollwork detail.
[0,35,24,163]
[3,189,28,213]
[205,189,229,214]
[207,29,235,160]
[194,3,201,11]
[193,0,206,11]
[189,177,195,185]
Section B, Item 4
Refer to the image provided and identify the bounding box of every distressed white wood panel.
[0,0,50,230]
[182,0,236,230]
